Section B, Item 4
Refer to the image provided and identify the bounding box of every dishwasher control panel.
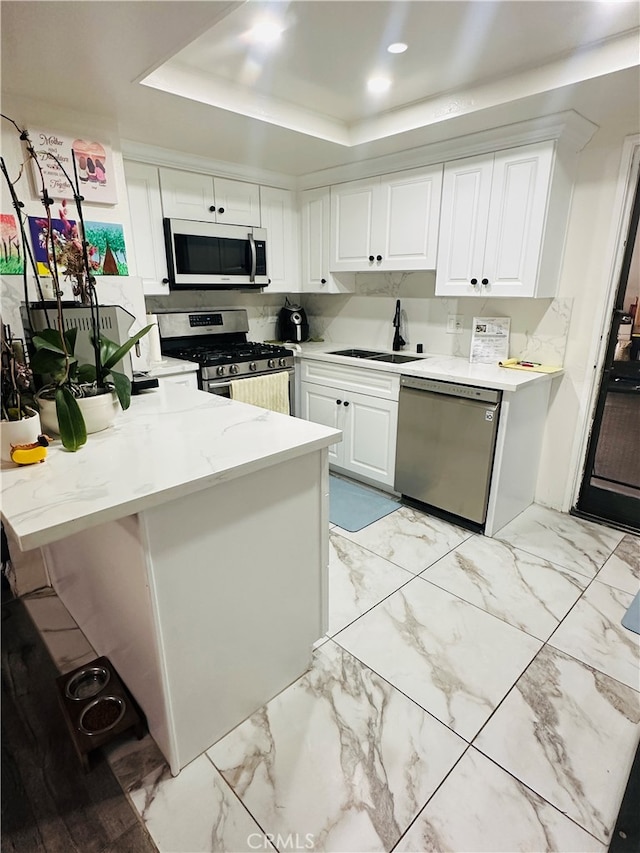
[400,375,501,404]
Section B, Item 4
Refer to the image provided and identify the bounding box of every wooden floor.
[1,591,157,853]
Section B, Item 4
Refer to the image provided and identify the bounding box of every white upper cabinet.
[435,141,560,297]
[260,186,300,293]
[299,187,354,293]
[123,161,170,296]
[330,165,442,272]
[158,167,261,226]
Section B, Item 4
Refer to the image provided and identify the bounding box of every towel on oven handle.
[230,371,290,415]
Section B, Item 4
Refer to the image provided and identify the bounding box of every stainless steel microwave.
[163,218,268,289]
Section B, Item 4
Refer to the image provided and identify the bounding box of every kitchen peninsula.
[1,383,341,775]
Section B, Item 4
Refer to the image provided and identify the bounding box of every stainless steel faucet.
[392,299,406,351]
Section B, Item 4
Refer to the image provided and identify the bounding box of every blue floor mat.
[329,476,400,532]
[622,591,640,635]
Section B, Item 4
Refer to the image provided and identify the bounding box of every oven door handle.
[205,379,233,394]
[248,232,257,283]
[205,368,294,394]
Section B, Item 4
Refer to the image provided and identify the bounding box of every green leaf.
[30,347,73,380]
[101,325,153,371]
[77,363,97,384]
[64,326,78,356]
[107,369,131,410]
[55,386,87,451]
[97,336,120,373]
[32,329,66,354]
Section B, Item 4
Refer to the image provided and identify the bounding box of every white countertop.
[147,355,200,377]
[296,343,563,393]
[1,384,341,552]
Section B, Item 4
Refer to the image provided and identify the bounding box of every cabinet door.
[213,177,261,226]
[260,186,300,292]
[482,142,554,297]
[159,167,216,220]
[157,372,199,390]
[375,166,442,270]
[435,155,494,296]
[123,161,170,295]
[343,391,398,487]
[300,381,342,465]
[330,179,377,271]
[299,187,349,293]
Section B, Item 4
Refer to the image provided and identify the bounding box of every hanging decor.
[28,129,118,205]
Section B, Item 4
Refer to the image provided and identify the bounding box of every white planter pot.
[1,409,43,462]
[38,391,120,437]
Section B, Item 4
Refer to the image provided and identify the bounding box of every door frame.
[569,134,640,511]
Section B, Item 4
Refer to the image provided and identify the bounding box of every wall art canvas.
[83,222,128,276]
[29,128,118,205]
[0,213,25,275]
[28,214,73,277]
[28,214,128,278]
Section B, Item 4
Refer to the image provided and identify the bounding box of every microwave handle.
[248,232,256,283]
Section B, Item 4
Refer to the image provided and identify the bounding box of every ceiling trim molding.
[296,110,599,189]
[120,139,296,189]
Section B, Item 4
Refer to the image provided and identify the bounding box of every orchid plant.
[1,114,151,450]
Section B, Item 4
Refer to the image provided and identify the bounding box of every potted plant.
[32,322,151,446]
[0,322,42,462]
[1,117,151,451]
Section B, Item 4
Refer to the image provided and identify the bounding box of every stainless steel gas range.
[157,309,295,410]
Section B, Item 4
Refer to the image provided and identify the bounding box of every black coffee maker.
[278,301,309,343]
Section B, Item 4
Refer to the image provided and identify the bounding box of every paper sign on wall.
[28,129,117,205]
[470,317,510,364]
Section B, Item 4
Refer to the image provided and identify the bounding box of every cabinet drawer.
[300,359,399,400]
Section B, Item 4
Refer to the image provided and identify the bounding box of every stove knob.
[268,358,276,369]
[279,358,287,367]
[230,364,239,375]
[249,362,257,372]
[216,365,225,377]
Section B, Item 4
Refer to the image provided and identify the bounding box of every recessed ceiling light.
[387,42,408,54]
[367,76,392,94]
[246,19,284,46]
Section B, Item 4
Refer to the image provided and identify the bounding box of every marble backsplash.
[3,272,573,367]
[145,290,287,342]
[302,271,573,365]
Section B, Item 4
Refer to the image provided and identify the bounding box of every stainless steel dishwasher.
[395,376,502,526]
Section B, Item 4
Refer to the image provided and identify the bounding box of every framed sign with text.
[29,129,118,205]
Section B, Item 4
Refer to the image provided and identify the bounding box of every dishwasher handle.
[400,375,501,405]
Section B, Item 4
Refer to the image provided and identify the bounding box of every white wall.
[538,128,640,510]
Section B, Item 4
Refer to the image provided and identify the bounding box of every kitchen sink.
[369,353,425,364]
[329,348,387,359]
[328,349,425,364]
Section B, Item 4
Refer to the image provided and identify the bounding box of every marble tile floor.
[23,501,640,853]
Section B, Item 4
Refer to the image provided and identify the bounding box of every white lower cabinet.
[299,359,398,488]
[157,372,199,390]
